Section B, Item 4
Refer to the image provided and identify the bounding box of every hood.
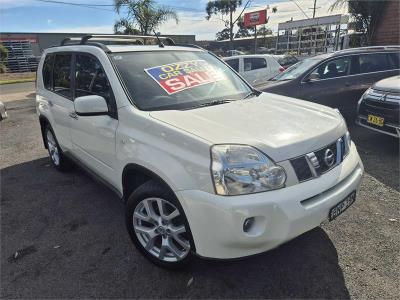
[150,93,347,162]
[373,75,400,94]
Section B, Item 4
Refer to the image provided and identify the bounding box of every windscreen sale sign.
[145,60,225,95]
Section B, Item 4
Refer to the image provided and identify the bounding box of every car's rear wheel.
[126,180,193,268]
[45,126,70,171]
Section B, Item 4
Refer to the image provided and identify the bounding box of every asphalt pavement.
[1,87,399,298]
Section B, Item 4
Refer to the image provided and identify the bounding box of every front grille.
[290,137,345,182]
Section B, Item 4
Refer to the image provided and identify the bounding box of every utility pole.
[310,0,320,18]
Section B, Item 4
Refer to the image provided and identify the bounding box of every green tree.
[235,16,254,38]
[114,0,179,36]
[0,44,8,73]
[216,28,231,41]
[206,0,251,48]
[330,0,388,45]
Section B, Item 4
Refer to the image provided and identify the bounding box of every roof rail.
[60,34,175,47]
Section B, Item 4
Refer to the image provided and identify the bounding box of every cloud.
[160,0,347,40]
[47,19,54,25]
[43,25,113,34]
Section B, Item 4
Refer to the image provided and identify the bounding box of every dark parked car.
[357,75,399,137]
[261,46,400,120]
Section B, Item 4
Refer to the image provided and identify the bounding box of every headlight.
[211,145,286,196]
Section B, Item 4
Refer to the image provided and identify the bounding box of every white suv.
[36,35,364,268]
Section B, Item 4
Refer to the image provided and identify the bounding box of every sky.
[0,0,347,40]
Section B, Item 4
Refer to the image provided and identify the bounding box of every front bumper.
[357,116,400,138]
[176,143,363,259]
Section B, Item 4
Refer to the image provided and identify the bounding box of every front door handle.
[69,112,78,120]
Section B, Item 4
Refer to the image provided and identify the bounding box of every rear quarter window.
[42,54,54,90]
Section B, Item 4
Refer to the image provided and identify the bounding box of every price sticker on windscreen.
[144,60,225,95]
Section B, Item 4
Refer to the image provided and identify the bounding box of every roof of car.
[330,45,400,56]
[223,54,277,60]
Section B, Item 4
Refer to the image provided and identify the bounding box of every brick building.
[372,0,400,45]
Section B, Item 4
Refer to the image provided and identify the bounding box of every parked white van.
[224,54,284,87]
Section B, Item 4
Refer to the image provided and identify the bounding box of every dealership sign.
[145,60,225,95]
[244,10,267,27]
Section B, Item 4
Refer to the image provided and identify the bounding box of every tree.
[330,0,388,45]
[235,16,254,38]
[114,0,179,36]
[0,44,8,73]
[216,28,231,41]
[205,0,251,48]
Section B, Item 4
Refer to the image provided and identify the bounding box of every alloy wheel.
[133,197,190,262]
[46,130,60,166]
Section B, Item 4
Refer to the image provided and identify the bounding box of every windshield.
[111,51,252,110]
[271,57,322,81]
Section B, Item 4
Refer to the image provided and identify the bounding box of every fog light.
[243,217,255,232]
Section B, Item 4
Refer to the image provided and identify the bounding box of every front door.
[69,53,119,186]
[45,53,75,150]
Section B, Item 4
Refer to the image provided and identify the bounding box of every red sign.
[244,10,267,27]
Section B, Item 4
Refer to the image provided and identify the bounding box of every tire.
[125,180,195,269]
[44,125,71,171]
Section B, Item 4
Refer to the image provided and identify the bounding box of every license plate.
[329,191,356,221]
[367,114,384,127]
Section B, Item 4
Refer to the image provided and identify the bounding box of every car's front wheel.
[126,180,194,268]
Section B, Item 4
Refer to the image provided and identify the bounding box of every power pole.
[310,0,320,18]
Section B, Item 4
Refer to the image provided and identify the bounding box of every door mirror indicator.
[74,95,109,116]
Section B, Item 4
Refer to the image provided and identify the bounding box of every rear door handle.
[69,112,78,120]
[48,100,53,107]
[345,82,350,87]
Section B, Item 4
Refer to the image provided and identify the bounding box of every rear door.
[46,53,74,150]
[70,53,119,185]
[243,57,268,86]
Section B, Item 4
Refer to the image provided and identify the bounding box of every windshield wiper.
[243,89,261,100]
[185,99,235,110]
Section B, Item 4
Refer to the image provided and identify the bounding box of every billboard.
[244,10,267,27]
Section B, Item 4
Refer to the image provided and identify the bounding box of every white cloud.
[47,19,54,25]
[160,0,348,40]
[43,25,113,34]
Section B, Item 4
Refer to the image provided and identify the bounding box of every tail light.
[279,66,285,72]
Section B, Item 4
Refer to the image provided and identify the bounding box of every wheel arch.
[39,115,51,149]
[121,163,175,202]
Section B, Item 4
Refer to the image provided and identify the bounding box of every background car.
[357,75,400,137]
[272,55,299,69]
[260,46,400,120]
[224,54,284,87]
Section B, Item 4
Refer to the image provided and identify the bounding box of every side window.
[358,53,392,74]
[75,54,114,112]
[53,54,72,99]
[244,57,267,72]
[310,56,351,80]
[42,54,54,90]
[225,59,239,72]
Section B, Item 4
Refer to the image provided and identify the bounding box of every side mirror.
[306,73,321,82]
[74,95,108,116]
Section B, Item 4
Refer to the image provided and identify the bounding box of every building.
[276,14,349,55]
[372,0,400,46]
[0,32,196,72]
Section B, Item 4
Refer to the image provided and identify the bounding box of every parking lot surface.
[1,89,399,299]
